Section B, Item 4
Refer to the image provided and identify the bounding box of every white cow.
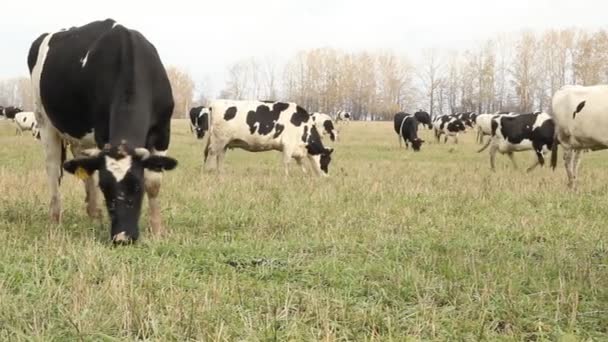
[550,85,608,189]
[204,100,334,176]
[13,111,37,136]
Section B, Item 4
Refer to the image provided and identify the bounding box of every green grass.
[0,119,607,341]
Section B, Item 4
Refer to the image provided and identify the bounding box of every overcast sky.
[2,0,606,96]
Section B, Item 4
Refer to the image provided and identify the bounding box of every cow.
[550,85,608,189]
[452,112,476,128]
[336,110,351,123]
[189,106,210,139]
[414,110,432,129]
[1,106,23,119]
[204,100,333,176]
[478,112,555,172]
[311,112,338,142]
[28,19,178,244]
[432,115,466,144]
[476,112,519,144]
[393,112,424,151]
[13,111,37,135]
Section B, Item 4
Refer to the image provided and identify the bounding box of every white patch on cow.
[80,52,89,68]
[14,112,37,133]
[105,155,132,182]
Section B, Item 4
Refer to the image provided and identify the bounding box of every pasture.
[0,119,607,340]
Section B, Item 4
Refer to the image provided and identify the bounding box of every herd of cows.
[0,18,606,244]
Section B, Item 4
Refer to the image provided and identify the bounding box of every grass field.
[0,119,607,341]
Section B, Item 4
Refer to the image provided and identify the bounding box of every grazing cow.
[189,106,210,139]
[393,112,424,151]
[414,110,432,129]
[476,112,519,143]
[204,100,333,176]
[478,112,555,172]
[311,112,338,142]
[1,106,23,119]
[336,110,351,123]
[13,111,37,135]
[550,85,608,189]
[432,115,466,144]
[28,19,178,243]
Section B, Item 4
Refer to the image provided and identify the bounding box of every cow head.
[411,138,425,151]
[195,108,210,139]
[63,142,178,244]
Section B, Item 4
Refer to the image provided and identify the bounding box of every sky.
[2,0,606,96]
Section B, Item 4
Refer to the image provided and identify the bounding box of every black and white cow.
[452,112,476,128]
[28,19,178,243]
[204,100,333,176]
[393,112,424,151]
[336,110,351,123]
[311,112,338,142]
[432,115,466,144]
[189,105,210,139]
[550,85,608,189]
[478,112,555,172]
[414,110,432,129]
[1,106,23,119]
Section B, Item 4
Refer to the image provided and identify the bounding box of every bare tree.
[166,66,195,118]
[419,49,443,117]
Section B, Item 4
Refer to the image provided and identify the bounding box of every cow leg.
[70,145,101,219]
[444,135,448,144]
[454,134,459,144]
[563,148,575,188]
[294,156,308,174]
[144,150,167,237]
[41,128,64,223]
[507,152,518,170]
[489,145,498,171]
[282,149,292,176]
[570,150,583,190]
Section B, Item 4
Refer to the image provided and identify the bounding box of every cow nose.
[112,231,133,245]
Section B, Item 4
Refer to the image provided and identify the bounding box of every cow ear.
[142,156,178,172]
[324,147,334,155]
[63,156,102,179]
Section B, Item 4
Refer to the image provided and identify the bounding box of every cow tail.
[477,138,492,153]
[550,132,559,170]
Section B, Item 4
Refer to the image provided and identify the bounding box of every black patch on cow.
[246,103,289,135]
[290,106,310,126]
[224,106,237,121]
[301,125,309,143]
[323,120,336,141]
[573,101,586,119]
[305,126,323,154]
[273,123,285,138]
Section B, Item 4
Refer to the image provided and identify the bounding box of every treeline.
[220,50,416,121]
[220,28,608,120]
